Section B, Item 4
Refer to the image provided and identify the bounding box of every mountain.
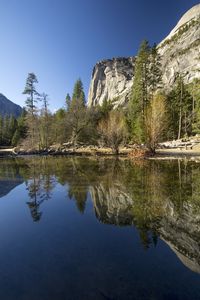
[0,93,22,117]
[88,4,200,107]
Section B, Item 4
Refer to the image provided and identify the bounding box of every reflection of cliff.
[89,160,200,274]
[158,202,200,274]
[91,184,133,225]
[2,156,200,273]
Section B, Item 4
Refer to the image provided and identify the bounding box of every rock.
[88,57,135,107]
[88,4,200,107]
[158,3,200,87]
[0,93,22,117]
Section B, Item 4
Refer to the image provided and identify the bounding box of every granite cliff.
[88,4,200,107]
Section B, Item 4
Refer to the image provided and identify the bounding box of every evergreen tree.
[149,43,163,98]
[23,73,40,148]
[71,79,85,109]
[128,40,151,143]
[65,93,71,111]
[67,79,88,145]
[187,79,200,134]
[23,73,39,115]
[167,74,193,140]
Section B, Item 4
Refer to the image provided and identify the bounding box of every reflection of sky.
[0,157,200,299]
[0,179,199,299]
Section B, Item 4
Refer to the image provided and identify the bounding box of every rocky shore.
[1,137,200,159]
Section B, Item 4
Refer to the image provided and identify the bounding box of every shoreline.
[1,146,200,160]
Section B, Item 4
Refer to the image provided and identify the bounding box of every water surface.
[0,156,200,299]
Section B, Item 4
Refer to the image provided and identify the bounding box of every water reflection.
[1,156,200,273]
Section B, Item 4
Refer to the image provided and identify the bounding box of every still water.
[0,156,200,299]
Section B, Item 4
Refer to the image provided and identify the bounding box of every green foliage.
[166,74,193,140]
[23,72,39,114]
[170,39,200,59]
[70,78,85,110]
[149,43,163,95]
[128,40,163,145]
[65,93,71,111]
[98,99,113,119]
[0,114,26,146]
[66,79,88,145]
[128,40,150,142]
[187,79,200,134]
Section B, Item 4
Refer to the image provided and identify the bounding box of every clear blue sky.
[0,0,199,111]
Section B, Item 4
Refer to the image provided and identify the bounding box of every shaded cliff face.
[88,4,200,107]
[0,93,22,117]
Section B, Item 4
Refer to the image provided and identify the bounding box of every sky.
[0,0,199,111]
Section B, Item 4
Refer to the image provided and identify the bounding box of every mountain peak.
[0,93,22,118]
[160,4,200,44]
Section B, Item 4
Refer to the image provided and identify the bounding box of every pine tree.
[149,43,163,98]
[167,74,193,140]
[23,73,39,115]
[67,79,88,145]
[70,79,85,110]
[128,40,151,143]
[23,73,40,148]
[65,93,71,111]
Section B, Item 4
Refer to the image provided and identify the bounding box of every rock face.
[158,3,200,86]
[0,93,22,117]
[88,57,135,107]
[88,4,200,107]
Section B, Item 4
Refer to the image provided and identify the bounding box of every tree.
[167,74,193,140]
[23,73,40,149]
[145,93,167,153]
[23,73,39,115]
[187,79,200,134]
[71,79,85,108]
[149,43,163,98]
[12,110,27,146]
[128,40,151,143]
[97,110,127,154]
[39,93,51,149]
[65,93,71,111]
[128,41,163,145]
[66,79,88,145]
[53,108,66,144]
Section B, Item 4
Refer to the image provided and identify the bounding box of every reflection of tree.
[3,155,200,272]
[25,157,55,222]
[58,158,88,213]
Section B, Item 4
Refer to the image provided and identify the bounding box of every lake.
[0,156,200,299]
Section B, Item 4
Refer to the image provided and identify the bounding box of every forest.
[1,40,200,154]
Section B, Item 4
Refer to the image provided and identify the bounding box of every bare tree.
[98,110,127,154]
[145,93,167,153]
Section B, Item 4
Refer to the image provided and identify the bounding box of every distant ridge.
[0,93,22,117]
